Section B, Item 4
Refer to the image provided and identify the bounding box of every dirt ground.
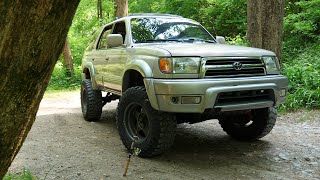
[8,91,320,180]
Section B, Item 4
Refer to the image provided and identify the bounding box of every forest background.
[50,0,320,111]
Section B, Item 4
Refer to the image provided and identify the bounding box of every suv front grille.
[203,58,266,78]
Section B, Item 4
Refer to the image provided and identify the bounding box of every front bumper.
[144,75,288,113]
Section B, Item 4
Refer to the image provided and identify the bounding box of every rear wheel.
[117,86,176,157]
[80,79,102,121]
[218,107,277,141]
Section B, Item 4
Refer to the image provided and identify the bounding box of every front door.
[93,25,113,88]
[102,21,128,92]
[104,47,126,91]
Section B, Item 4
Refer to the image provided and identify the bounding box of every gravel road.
[8,91,320,180]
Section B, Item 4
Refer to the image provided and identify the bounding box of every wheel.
[117,86,176,157]
[80,79,102,121]
[218,107,277,141]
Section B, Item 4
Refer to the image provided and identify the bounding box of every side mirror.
[216,36,226,44]
[107,34,123,48]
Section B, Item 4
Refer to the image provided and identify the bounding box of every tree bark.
[115,0,128,17]
[97,0,103,19]
[63,38,74,77]
[0,1,79,178]
[247,0,285,63]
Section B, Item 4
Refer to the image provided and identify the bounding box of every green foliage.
[225,35,250,46]
[289,43,320,64]
[129,0,247,36]
[285,0,320,39]
[48,62,82,90]
[203,0,247,36]
[68,0,115,65]
[280,43,320,111]
[161,0,210,25]
[4,169,35,180]
[129,0,165,13]
[282,36,312,63]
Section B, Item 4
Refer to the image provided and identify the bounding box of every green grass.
[3,169,35,180]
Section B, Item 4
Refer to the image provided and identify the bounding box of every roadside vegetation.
[3,169,35,180]
[49,0,320,111]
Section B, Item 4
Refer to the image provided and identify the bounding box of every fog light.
[171,96,179,104]
[181,96,201,104]
[280,89,286,97]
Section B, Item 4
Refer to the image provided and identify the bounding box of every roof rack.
[128,13,183,18]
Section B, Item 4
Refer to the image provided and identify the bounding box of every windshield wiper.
[139,39,183,43]
[181,38,216,43]
[139,38,216,43]
[203,40,216,43]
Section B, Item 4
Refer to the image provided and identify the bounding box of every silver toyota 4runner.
[81,14,288,157]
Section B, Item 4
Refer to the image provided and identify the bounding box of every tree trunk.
[247,0,285,63]
[115,0,128,17]
[0,1,79,178]
[63,38,74,77]
[97,0,103,19]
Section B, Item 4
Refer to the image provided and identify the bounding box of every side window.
[97,25,113,49]
[113,21,126,43]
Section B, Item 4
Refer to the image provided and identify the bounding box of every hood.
[134,43,275,57]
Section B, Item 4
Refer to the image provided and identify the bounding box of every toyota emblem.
[233,62,242,70]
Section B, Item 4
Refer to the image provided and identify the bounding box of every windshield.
[130,17,215,44]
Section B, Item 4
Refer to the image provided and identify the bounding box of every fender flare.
[82,62,98,89]
[123,60,160,110]
[123,60,153,78]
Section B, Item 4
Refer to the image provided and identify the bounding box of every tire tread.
[219,107,277,141]
[81,79,102,121]
[116,86,176,157]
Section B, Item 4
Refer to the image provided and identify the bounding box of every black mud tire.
[218,107,277,141]
[117,86,176,157]
[80,79,102,122]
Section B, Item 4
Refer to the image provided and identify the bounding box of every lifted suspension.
[102,92,119,107]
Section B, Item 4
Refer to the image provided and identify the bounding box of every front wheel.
[218,107,277,141]
[117,86,176,157]
[80,79,102,121]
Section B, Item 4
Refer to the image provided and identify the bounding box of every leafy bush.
[282,36,312,63]
[47,62,82,90]
[281,63,320,110]
[225,35,250,46]
[203,0,247,36]
[280,43,320,111]
[285,0,320,39]
[289,43,320,64]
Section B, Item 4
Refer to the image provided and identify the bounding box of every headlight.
[159,57,200,74]
[262,56,280,74]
